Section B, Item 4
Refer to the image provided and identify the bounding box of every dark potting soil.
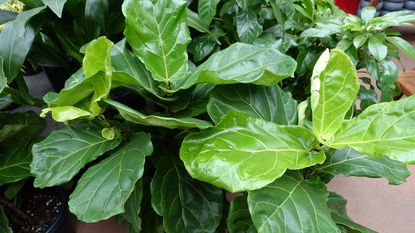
[8,193,62,233]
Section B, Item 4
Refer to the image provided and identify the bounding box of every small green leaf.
[123,179,144,233]
[328,192,377,233]
[311,49,359,143]
[180,111,325,192]
[198,0,219,25]
[0,111,45,146]
[41,0,67,17]
[368,35,387,61]
[105,99,212,129]
[227,195,257,233]
[317,148,410,185]
[248,171,340,233]
[236,10,263,43]
[69,132,152,222]
[0,206,12,233]
[360,7,376,24]
[31,126,122,188]
[330,95,415,164]
[151,157,223,233]
[353,35,368,49]
[179,43,296,90]
[387,36,415,60]
[207,84,297,125]
[123,0,190,86]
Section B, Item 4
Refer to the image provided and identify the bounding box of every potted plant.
[1,0,415,232]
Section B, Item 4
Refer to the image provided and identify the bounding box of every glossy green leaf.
[330,95,415,164]
[0,138,34,185]
[236,10,262,43]
[387,36,415,60]
[84,0,108,41]
[31,126,122,188]
[111,39,162,99]
[151,157,223,233]
[317,148,409,185]
[368,35,387,61]
[0,206,11,233]
[353,35,368,49]
[0,9,42,82]
[105,99,212,129]
[361,7,376,24]
[328,192,376,233]
[186,8,210,34]
[41,0,67,17]
[188,35,217,63]
[123,179,144,233]
[42,37,113,122]
[311,49,359,143]
[198,0,219,25]
[123,0,190,86]
[227,195,257,233]
[247,171,340,233]
[180,111,325,192]
[179,43,296,90]
[69,132,152,222]
[0,9,16,27]
[0,57,6,96]
[207,84,298,125]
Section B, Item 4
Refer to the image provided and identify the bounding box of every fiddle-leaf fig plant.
[10,0,413,232]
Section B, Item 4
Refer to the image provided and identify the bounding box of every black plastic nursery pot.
[5,187,75,233]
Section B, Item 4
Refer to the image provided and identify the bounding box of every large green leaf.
[247,171,340,233]
[123,179,144,233]
[330,95,415,164]
[207,84,298,125]
[178,43,296,90]
[227,195,257,233]
[151,157,223,233]
[123,0,190,86]
[69,132,152,222]
[31,126,122,188]
[198,0,219,25]
[105,99,212,129]
[111,39,163,99]
[180,111,325,192]
[0,206,12,233]
[311,49,359,143]
[0,138,34,185]
[317,148,409,185]
[84,0,108,41]
[327,192,376,233]
[0,8,43,82]
[42,37,113,122]
[41,0,67,17]
[236,10,262,43]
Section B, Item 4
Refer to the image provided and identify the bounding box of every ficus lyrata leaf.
[317,148,410,185]
[311,49,359,143]
[31,126,122,188]
[151,157,223,233]
[247,171,340,233]
[123,0,190,86]
[227,195,257,233]
[207,84,298,125]
[180,111,326,192]
[69,132,152,222]
[178,43,296,90]
[330,95,415,164]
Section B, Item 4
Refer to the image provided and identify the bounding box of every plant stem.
[0,196,29,222]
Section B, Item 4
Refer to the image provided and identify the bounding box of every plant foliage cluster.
[1,0,415,232]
